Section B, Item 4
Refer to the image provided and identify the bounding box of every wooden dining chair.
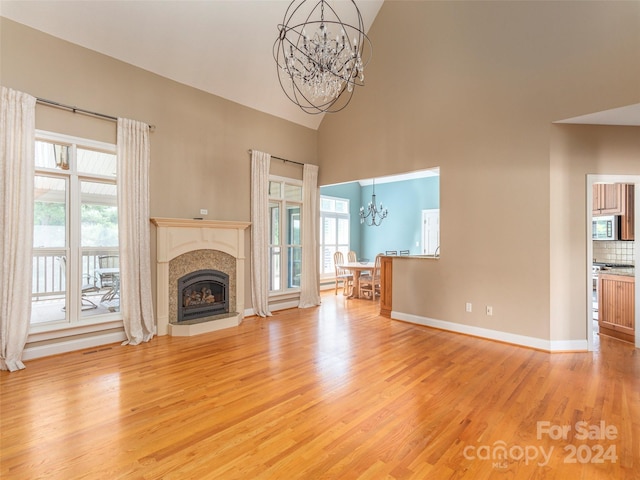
[347,250,357,263]
[359,254,382,300]
[333,251,353,296]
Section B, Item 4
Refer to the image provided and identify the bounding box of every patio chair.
[56,256,99,310]
[97,255,119,288]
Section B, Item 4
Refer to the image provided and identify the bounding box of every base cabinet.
[380,256,393,318]
[598,273,635,343]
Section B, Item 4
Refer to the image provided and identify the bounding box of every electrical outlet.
[200,209,208,215]
[465,302,472,313]
[486,306,493,316]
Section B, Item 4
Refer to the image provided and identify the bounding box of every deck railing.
[32,248,118,300]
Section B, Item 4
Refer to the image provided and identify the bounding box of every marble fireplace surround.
[151,217,250,336]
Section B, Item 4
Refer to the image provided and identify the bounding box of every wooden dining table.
[338,262,375,299]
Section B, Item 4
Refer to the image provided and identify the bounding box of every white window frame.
[319,195,350,280]
[268,175,303,296]
[30,130,122,335]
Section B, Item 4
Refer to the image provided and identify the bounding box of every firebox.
[177,269,229,322]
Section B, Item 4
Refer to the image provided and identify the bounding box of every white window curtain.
[250,150,272,317]
[298,163,321,308]
[0,87,36,371]
[117,118,156,345]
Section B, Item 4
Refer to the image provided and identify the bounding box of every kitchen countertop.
[598,267,635,277]
[385,255,439,259]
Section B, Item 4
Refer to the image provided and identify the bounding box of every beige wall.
[550,125,640,342]
[0,18,317,315]
[318,1,640,343]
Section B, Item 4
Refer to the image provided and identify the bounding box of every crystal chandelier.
[273,0,372,114]
[360,179,388,226]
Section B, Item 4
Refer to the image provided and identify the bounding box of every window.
[31,131,119,327]
[268,177,303,293]
[319,196,350,278]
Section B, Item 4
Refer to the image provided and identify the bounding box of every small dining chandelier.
[359,179,388,226]
[273,0,372,114]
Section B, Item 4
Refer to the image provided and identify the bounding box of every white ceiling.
[2,1,639,130]
[0,0,384,130]
[556,103,640,127]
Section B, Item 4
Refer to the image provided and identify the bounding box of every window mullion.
[68,144,81,322]
[63,176,72,322]
[280,199,287,293]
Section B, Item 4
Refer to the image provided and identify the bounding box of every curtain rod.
[36,97,155,130]
[248,149,304,167]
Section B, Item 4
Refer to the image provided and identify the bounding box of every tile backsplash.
[593,240,635,265]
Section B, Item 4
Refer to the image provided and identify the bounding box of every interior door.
[421,209,440,255]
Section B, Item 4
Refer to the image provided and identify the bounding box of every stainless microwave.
[592,215,618,241]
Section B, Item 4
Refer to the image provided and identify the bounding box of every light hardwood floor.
[1,293,638,479]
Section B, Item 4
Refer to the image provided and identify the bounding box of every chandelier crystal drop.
[359,178,388,226]
[273,0,372,114]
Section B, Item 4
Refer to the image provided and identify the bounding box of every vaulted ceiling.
[0,0,384,130]
[2,1,639,129]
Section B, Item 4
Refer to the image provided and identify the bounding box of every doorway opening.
[421,209,440,255]
[586,174,639,351]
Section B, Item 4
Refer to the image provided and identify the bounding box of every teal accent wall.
[320,176,439,261]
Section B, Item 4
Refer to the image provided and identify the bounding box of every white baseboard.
[272,300,302,311]
[391,311,588,352]
[548,339,589,352]
[244,299,302,318]
[22,330,128,361]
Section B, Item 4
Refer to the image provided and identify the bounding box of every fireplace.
[177,269,229,322]
[151,217,250,337]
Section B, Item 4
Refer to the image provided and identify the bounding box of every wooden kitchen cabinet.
[592,183,634,239]
[593,183,624,216]
[620,184,635,240]
[379,256,393,318]
[598,273,635,343]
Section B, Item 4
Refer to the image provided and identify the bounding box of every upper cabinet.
[593,183,624,215]
[593,183,634,240]
[620,185,635,241]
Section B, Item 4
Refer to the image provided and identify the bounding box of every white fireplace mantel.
[151,217,250,336]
